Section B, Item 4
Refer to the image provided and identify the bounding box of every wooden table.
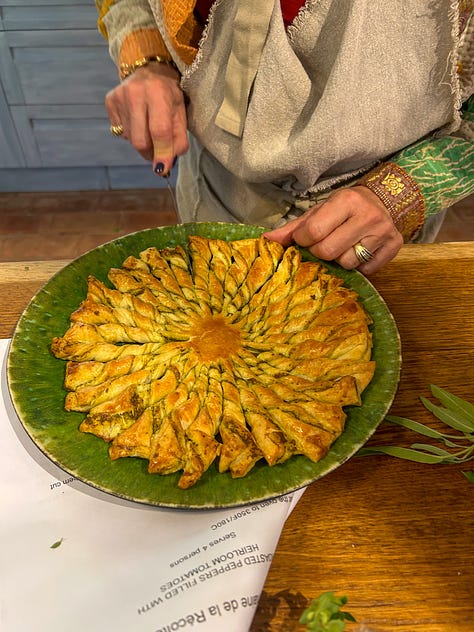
[1,242,473,632]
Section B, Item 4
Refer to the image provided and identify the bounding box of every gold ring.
[110,124,124,137]
[354,242,374,264]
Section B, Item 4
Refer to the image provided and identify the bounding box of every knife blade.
[164,172,179,219]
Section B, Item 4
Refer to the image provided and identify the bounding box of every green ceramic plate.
[7,223,401,509]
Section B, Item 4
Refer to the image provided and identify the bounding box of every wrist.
[358,162,426,241]
[119,55,179,81]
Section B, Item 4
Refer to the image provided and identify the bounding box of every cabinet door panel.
[0,6,152,182]
[12,47,117,105]
[1,5,98,30]
[35,119,146,167]
[0,80,25,167]
[11,105,146,167]
[0,32,25,104]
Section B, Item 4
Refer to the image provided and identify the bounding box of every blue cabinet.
[0,0,165,191]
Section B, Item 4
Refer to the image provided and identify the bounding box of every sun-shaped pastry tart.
[51,235,375,489]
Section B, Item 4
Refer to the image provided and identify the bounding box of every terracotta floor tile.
[0,213,43,235]
[0,193,36,213]
[436,203,474,242]
[73,233,129,258]
[37,208,177,236]
[0,189,471,263]
[0,234,83,262]
[44,210,125,234]
[94,189,166,213]
[17,192,98,214]
[119,209,178,232]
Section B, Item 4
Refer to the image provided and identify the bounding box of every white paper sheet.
[0,338,305,632]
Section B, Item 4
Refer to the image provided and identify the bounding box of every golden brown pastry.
[51,235,375,488]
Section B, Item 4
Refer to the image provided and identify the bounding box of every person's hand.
[105,63,188,175]
[264,186,404,274]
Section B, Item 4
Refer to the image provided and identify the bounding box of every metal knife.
[164,172,179,219]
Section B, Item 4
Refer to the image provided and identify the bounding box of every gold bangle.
[119,55,179,81]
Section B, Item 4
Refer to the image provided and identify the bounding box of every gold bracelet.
[119,55,179,81]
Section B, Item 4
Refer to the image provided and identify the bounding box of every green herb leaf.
[430,385,474,430]
[358,386,474,476]
[299,591,355,631]
[409,443,457,458]
[358,445,448,464]
[462,471,474,483]
[420,397,474,434]
[385,415,464,446]
[50,538,63,549]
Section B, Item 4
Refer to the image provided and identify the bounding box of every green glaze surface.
[7,223,401,509]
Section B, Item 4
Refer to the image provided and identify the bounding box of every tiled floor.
[0,189,178,262]
[0,189,472,263]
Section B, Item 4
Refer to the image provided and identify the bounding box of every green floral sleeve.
[392,96,474,217]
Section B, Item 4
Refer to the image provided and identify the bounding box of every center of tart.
[188,315,242,362]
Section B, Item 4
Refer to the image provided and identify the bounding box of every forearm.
[392,96,474,217]
[96,0,169,70]
[359,97,474,241]
[96,0,201,74]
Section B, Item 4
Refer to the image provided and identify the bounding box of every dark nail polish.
[172,156,178,168]
[154,162,165,175]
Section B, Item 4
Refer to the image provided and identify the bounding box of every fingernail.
[154,162,165,175]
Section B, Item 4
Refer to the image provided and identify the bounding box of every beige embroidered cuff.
[359,162,426,242]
